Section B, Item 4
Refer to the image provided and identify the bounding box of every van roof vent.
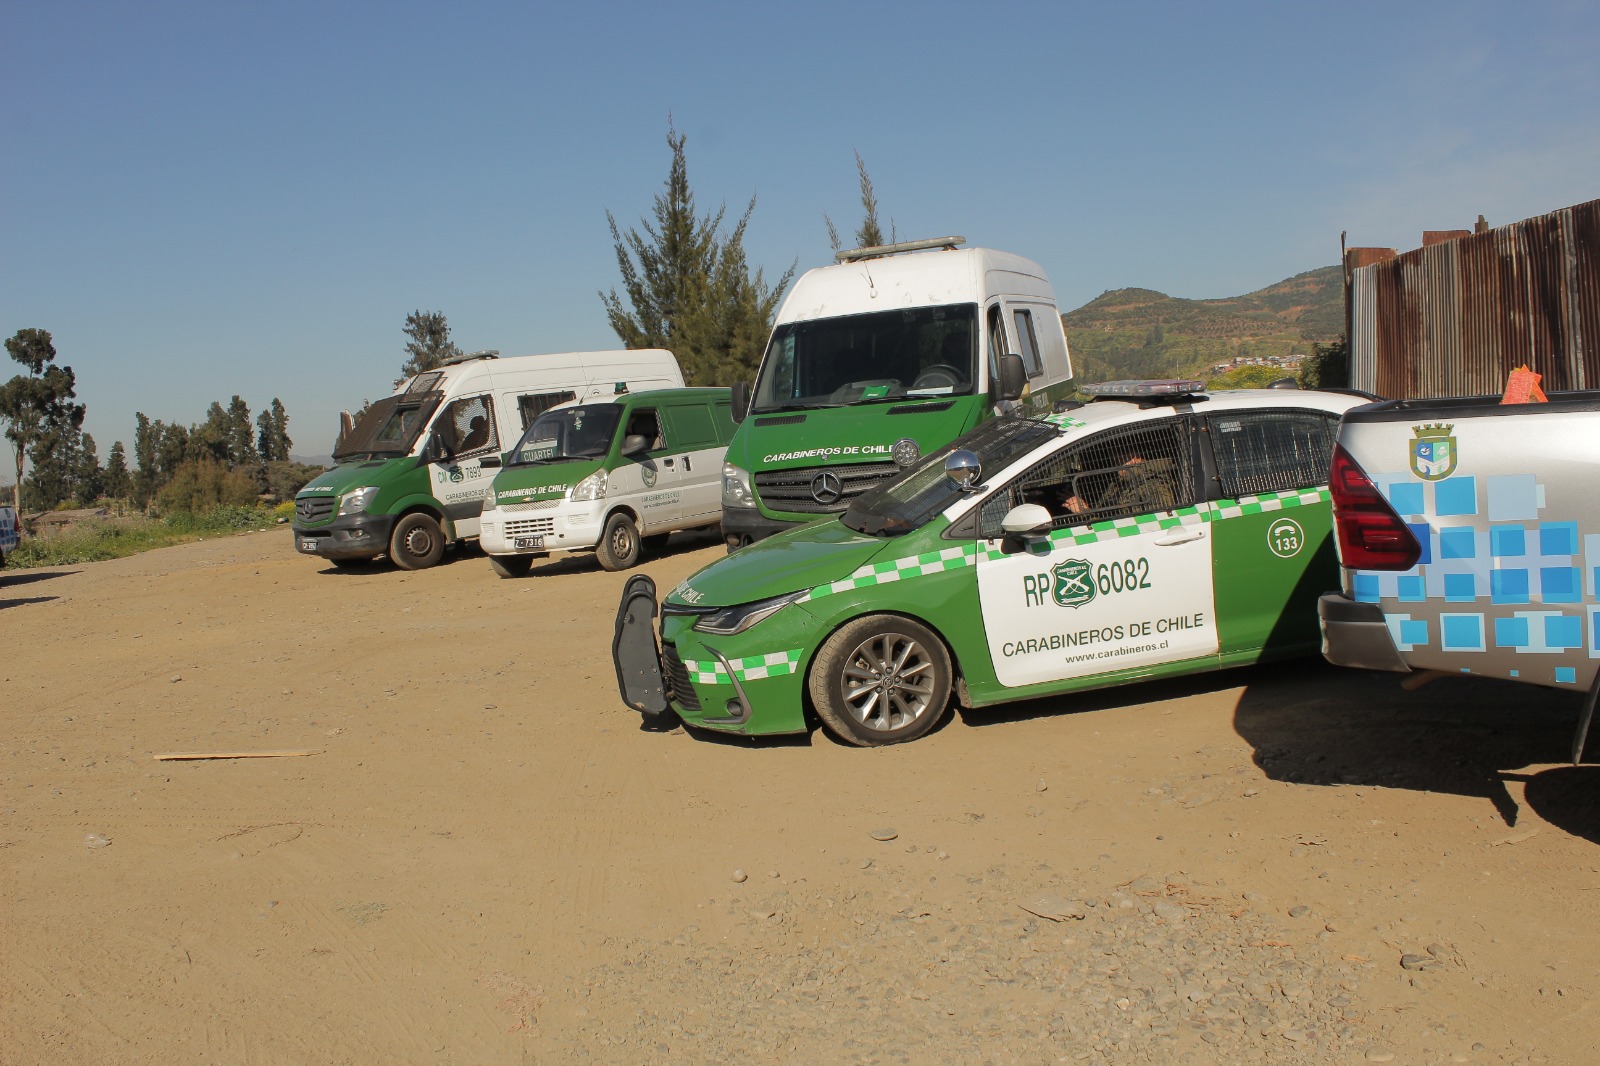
[835,236,965,263]
[441,349,499,366]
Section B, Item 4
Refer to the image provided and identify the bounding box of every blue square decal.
[1399,619,1429,646]
[1487,475,1539,521]
[1490,526,1526,557]
[1354,573,1381,603]
[1435,477,1478,517]
[1495,616,1530,647]
[1441,614,1485,651]
[1540,521,1579,557]
[1388,482,1425,516]
[1406,523,1433,564]
[1491,569,1531,604]
[1439,527,1477,559]
[1541,567,1581,603]
[1444,572,1477,601]
[1545,615,1582,649]
[1397,575,1425,602]
[1556,667,1578,684]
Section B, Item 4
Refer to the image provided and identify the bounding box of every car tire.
[488,553,534,579]
[642,532,671,553]
[389,513,445,570]
[596,513,641,571]
[808,614,953,747]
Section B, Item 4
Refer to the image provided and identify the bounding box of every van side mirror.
[421,428,455,466]
[995,353,1027,403]
[621,434,650,456]
[730,381,751,423]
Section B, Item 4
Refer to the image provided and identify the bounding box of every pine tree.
[104,440,131,500]
[226,396,255,466]
[601,123,793,385]
[826,151,895,253]
[400,312,462,379]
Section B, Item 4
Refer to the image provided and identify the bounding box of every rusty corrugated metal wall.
[1347,198,1600,398]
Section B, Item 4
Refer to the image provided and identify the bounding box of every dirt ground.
[3,529,1599,1065]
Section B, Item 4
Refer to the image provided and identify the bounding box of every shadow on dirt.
[1233,658,1582,828]
[1518,766,1600,846]
[0,569,80,587]
[522,529,725,579]
[0,569,77,608]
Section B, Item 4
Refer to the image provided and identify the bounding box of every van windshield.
[841,416,1059,537]
[750,304,979,414]
[332,392,442,462]
[508,405,623,465]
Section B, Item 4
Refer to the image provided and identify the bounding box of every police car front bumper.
[1318,593,1411,673]
[293,514,394,559]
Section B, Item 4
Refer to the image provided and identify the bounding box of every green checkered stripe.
[1208,486,1329,520]
[1038,412,1086,430]
[804,544,977,602]
[683,650,803,686]
[976,505,1208,560]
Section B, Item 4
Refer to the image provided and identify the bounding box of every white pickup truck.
[0,503,18,568]
[1317,390,1600,758]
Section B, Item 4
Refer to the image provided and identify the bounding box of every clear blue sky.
[3,0,1596,465]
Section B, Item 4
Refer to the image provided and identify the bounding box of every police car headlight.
[338,486,380,516]
[482,485,498,511]
[692,590,807,635]
[722,462,757,510]
[571,469,608,502]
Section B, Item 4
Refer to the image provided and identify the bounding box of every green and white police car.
[613,381,1369,746]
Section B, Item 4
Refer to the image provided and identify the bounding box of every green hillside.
[1063,265,1344,386]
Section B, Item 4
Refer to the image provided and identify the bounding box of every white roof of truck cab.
[397,348,679,396]
[775,247,1052,325]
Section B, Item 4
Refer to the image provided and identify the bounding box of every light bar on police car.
[1080,379,1205,398]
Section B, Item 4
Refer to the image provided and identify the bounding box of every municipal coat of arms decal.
[1410,423,1457,481]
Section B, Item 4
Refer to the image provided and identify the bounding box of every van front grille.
[754,461,902,514]
[503,517,555,537]
[296,496,335,523]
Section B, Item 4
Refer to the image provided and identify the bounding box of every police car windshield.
[509,405,623,465]
[750,304,979,414]
[842,417,1059,536]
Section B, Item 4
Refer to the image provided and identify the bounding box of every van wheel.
[809,615,952,747]
[597,514,641,571]
[390,513,445,570]
[642,532,671,553]
[489,553,534,579]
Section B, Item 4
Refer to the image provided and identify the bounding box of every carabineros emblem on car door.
[1052,558,1096,608]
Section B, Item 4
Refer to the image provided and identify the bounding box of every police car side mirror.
[622,434,650,456]
[1000,503,1054,556]
[945,449,982,491]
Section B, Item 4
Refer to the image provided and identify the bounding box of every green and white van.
[615,382,1368,746]
[293,348,681,570]
[720,237,1075,549]
[479,388,735,576]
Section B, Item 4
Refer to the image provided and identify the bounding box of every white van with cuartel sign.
[479,387,735,575]
[292,349,683,570]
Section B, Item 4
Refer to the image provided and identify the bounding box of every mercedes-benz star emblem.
[810,470,844,505]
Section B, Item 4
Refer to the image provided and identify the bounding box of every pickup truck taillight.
[1329,443,1421,571]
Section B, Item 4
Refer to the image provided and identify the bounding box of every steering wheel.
[911,364,966,390]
